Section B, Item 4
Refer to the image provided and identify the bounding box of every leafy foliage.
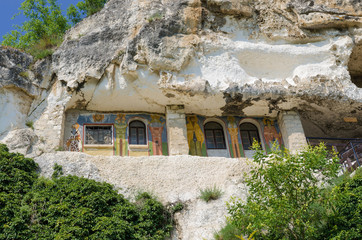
[76,0,108,18]
[66,4,82,25]
[2,0,108,59]
[0,144,171,239]
[214,222,243,240]
[2,0,68,50]
[170,202,184,214]
[51,163,63,179]
[318,168,362,240]
[227,143,341,240]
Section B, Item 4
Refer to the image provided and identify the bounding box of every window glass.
[129,120,147,145]
[205,130,216,149]
[204,122,226,149]
[85,126,112,145]
[240,123,258,131]
[130,128,138,144]
[240,123,260,149]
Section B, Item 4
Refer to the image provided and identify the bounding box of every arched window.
[204,122,226,149]
[239,123,260,150]
[129,120,146,145]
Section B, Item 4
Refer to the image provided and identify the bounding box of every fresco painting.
[65,112,283,157]
[115,114,127,156]
[66,113,168,156]
[227,116,243,158]
[65,123,81,152]
[149,115,166,155]
[263,118,284,152]
[186,115,206,156]
[185,115,284,157]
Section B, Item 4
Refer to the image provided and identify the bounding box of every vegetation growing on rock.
[0,144,171,239]
[1,0,108,59]
[223,143,361,240]
[200,185,223,202]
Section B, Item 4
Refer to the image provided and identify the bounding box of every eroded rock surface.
[0,1,361,238]
[35,152,250,240]
[0,0,360,146]
[51,0,361,139]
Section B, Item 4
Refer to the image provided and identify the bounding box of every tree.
[2,0,68,50]
[66,4,82,25]
[0,144,172,239]
[76,0,108,17]
[227,143,340,240]
[66,0,109,25]
[2,0,108,59]
[319,168,362,240]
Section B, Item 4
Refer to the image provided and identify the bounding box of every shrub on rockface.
[2,0,108,59]
[0,144,171,240]
[0,144,38,239]
[226,143,341,240]
[318,168,362,240]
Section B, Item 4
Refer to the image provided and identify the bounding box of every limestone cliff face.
[0,1,361,239]
[1,0,361,150]
[52,0,361,139]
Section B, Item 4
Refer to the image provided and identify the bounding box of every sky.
[0,0,80,40]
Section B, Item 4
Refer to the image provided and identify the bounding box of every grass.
[200,185,223,202]
[214,223,256,240]
[19,71,29,79]
[171,202,184,214]
[25,121,34,130]
[26,35,64,60]
[214,223,242,240]
[147,12,163,22]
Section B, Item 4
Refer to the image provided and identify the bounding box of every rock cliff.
[1,0,361,149]
[0,0,361,239]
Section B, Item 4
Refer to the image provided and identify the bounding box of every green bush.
[2,0,108,59]
[200,185,223,202]
[227,143,341,240]
[0,144,172,239]
[318,168,362,240]
[214,222,243,240]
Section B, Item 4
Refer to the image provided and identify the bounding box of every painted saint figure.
[263,118,282,149]
[115,114,127,156]
[227,116,241,158]
[66,123,81,152]
[149,115,164,155]
[186,116,204,156]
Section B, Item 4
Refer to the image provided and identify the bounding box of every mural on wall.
[185,115,284,157]
[263,118,283,151]
[115,114,127,156]
[227,116,243,158]
[186,115,206,156]
[149,115,164,155]
[67,113,168,156]
[93,114,105,122]
[65,123,81,152]
[65,112,283,157]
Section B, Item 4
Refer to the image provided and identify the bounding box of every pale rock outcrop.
[50,0,361,140]
[1,128,38,155]
[0,1,362,238]
[1,0,361,149]
[35,152,251,240]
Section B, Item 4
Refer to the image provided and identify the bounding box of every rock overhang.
[1,0,362,149]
